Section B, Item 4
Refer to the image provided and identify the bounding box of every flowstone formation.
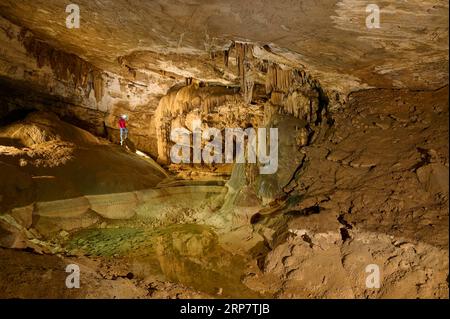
[0,0,448,299]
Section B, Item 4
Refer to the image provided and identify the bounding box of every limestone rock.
[86,192,138,220]
[10,204,34,229]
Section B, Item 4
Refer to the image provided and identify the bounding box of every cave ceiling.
[0,0,447,96]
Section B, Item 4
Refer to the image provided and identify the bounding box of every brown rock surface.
[0,1,447,299]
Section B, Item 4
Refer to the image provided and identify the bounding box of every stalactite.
[264,62,324,123]
[243,60,255,104]
[235,42,256,104]
[92,70,104,103]
[20,33,104,103]
[235,42,246,89]
[154,85,241,163]
[223,49,229,67]
[244,76,254,104]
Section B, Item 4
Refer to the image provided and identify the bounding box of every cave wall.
[0,16,175,156]
[0,15,338,166]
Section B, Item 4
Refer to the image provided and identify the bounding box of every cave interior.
[0,0,448,299]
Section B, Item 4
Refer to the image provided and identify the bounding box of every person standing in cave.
[118,114,128,146]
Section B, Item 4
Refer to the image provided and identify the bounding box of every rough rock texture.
[1,87,446,298]
[0,111,167,212]
[0,12,334,163]
[0,1,448,160]
[0,15,175,156]
[0,0,448,299]
[240,87,449,298]
[0,0,447,92]
[0,248,212,298]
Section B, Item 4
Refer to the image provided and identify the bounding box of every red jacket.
[118,118,127,129]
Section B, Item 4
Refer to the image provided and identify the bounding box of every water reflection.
[67,224,266,298]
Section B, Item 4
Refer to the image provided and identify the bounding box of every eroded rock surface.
[0,1,448,299]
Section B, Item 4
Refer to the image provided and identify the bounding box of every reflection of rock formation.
[152,225,262,298]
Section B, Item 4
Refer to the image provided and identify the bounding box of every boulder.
[10,204,34,229]
[0,215,28,249]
